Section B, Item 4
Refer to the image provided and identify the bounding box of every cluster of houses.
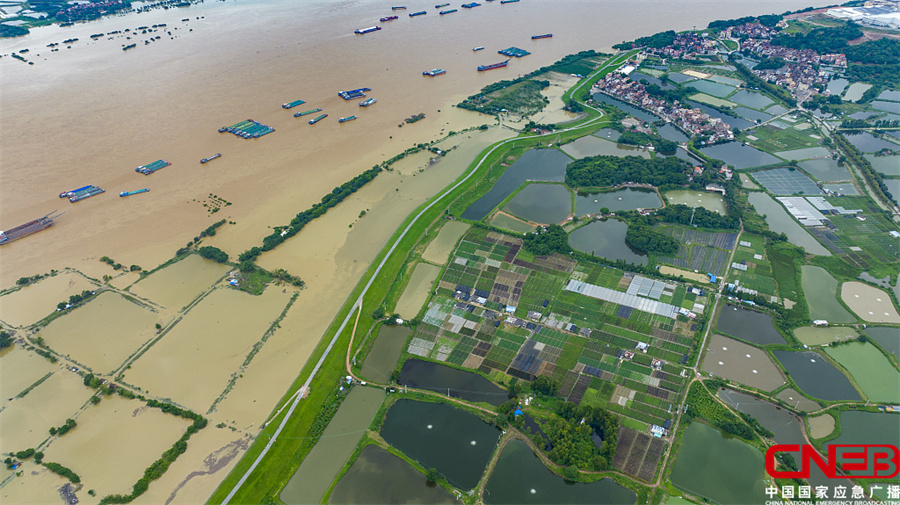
[593,73,735,144]
[647,31,720,59]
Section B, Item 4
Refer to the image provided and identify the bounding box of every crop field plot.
[655,226,737,276]
[725,233,778,299]
[614,425,667,482]
[746,125,821,153]
[818,197,900,268]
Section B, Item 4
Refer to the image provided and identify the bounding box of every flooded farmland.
[0,271,97,328]
[671,422,766,505]
[395,263,441,319]
[399,359,509,406]
[773,350,861,402]
[568,220,648,266]
[503,183,573,224]
[716,305,785,345]
[800,266,855,323]
[0,347,58,401]
[663,190,726,214]
[129,254,230,311]
[361,326,411,384]
[575,188,662,215]
[280,387,384,505]
[702,334,786,391]
[484,439,636,505]
[329,445,455,505]
[422,222,470,265]
[380,399,500,490]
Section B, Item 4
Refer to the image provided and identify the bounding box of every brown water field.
[422,222,471,265]
[395,263,442,320]
[840,282,900,323]
[0,346,58,401]
[128,254,230,311]
[793,326,859,346]
[808,414,836,439]
[122,286,294,413]
[701,334,787,390]
[0,463,70,504]
[41,394,191,499]
[36,291,159,374]
[0,271,97,328]
[775,388,822,412]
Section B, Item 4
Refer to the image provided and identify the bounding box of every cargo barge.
[380,15,398,21]
[220,119,275,138]
[440,8,456,14]
[473,46,485,51]
[461,2,480,7]
[355,26,381,34]
[69,186,105,202]
[135,159,171,175]
[0,211,63,245]
[293,108,322,117]
[201,153,222,163]
[338,115,357,123]
[359,98,377,107]
[477,59,509,71]
[500,0,519,3]
[434,2,449,7]
[423,68,446,76]
[339,88,371,100]
[282,99,306,109]
[409,10,426,16]
[308,113,328,124]
[391,6,406,9]
[532,33,552,39]
[120,188,150,197]
[60,185,91,198]
[499,46,530,57]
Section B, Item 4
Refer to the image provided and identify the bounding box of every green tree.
[198,246,228,263]
[563,465,580,481]
[523,225,570,256]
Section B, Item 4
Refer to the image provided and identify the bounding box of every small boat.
[461,2,480,7]
[473,46,485,51]
[120,188,150,197]
[338,115,357,123]
[435,2,449,7]
[359,98,377,107]
[440,8,456,14]
[200,153,222,164]
[391,5,407,9]
[423,68,446,76]
[409,10,426,16]
[380,15,399,21]
[293,108,322,117]
[531,33,552,39]
[308,113,328,124]
[355,26,381,34]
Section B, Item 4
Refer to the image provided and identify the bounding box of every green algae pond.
[670,422,766,505]
[800,265,855,323]
[360,325,411,384]
[663,190,726,214]
[824,341,900,403]
[503,183,572,224]
[329,445,455,504]
[380,399,500,490]
[484,439,636,505]
[568,220,648,266]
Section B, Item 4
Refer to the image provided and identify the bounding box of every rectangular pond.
[824,341,900,403]
[843,131,897,153]
[773,350,861,402]
[329,445,455,504]
[361,325,411,384]
[575,188,662,215]
[699,142,779,170]
[729,90,774,110]
[797,158,851,182]
[399,358,509,405]
[800,265,855,323]
[747,192,831,256]
[864,154,900,177]
[716,304,785,345]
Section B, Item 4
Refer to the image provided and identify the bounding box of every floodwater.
[129,254,229,311]
[841,281,900,323]
[422,221,470,265]
[800,265,855,324]
[702,334,786,391]
[36,291,159,374]
[772,350,861,402]
[864,154,900,177]
[380,399,500,490]
[491,213,536,233]
[843,131,897,153]
[329,445,455,505]
[793,326,858,346]
[863,326,900,359]
[575,188,662,215]
[747,192,831,256]
[43,394,191,499]
[503,183,572,224]
[797,158,851,182]
[399,358,508,406]
[395,263,441,319]
[280,386,385,505]
[698,143,780,170]
[484,439,636,505]
[716,304,785,345]
[0,271,96,328]
[0,347,58,401]
[824,341,900,403]
[361,326,411,384]
[560,136,651,160]
[670,422,766,505]
[123,286,293,412]
[568,220,648,266]
[663,190,726,214]
[461,149,571,221]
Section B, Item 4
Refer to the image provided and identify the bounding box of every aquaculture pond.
[772,350,861,402]
[843,131,897,153]
[329,445,455,505]
[747,192,831,256]
[797,158,851,182]
[864,154,900,177]
[399,358,508,405]
[561,136,650,159]
[827,78,849,95]
[658,123,689,142]
[670,422,766,505]
[824,341,900,403]
[729,90,774,110]
[885,180,900,206]
[663,190,726,214]
[568,220,648,266]
[590,93,657,122]
[361,326,411,384]
[462,149,570,221]
[484,439,636,505]
[503,184,572,224]
[716,305,785,345]
[827,411,900,480]
[863,326,900,359]
[698,142,780,170]
[593,128,621,141]
[379,399,500,490]
[491,213,535,233]
[800,265,855,323]
[575,188,662,215]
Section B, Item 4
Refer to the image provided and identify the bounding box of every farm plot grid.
[818,196,900,268]
[408,228,701,428]
[654,226,737,276]
[614,425,668,482]
[725,233,778,299]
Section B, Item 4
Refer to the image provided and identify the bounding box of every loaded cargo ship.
[282,99,306,109]
[380,15,398,21]
[532,33,552,39]
[120,188,150,197]
[359,98,377,107]
[308,113,328,124]
[135,159,171,175]
[439,8,456,14]
[500,0,519,3]
[391,5,406,9]
[68,185,105,202]
[434,2,449,7]
[59,185,91,198]
[338,115,357,123]
[423,68,446,76]
[473,46,485,51]
[200,153,222,163]
[409,10,426,16]
[293,108,322,117]
[338,88,371,100]
[0,211,63,245]
[461,2,480,7]
[477,60,509,71]
[355,26,381,34]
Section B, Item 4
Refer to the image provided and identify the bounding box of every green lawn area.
[825,341,900,402]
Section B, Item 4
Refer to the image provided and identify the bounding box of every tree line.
[565,155,691,188]
[832,133,895,206]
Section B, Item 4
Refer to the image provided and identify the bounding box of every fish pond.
[843,131,897,153]
[462,149,570,221]
[361,325,411,384]
[716,304,785,345]
[826,411,900,479]
[561,136,650,160]
[658,124,689,142]
[699,142,780,170]
[575,188,662,215]
[747,192,831,256]
[329,445,455,505]
[568,220,648,266]
[670,422,766,505]
[824,341,900,403]
[483,439,636,505]
[380,399,500,490]
[399,358,508,405]
[800,265,855,323]
[686,101,753,130]
[798,158,851,182]
[863,326,900,359]
[729,90,774,110]
[663,190,726,214]
[772,350,861,402]
[864,154,900,177]
[503,183,572,224]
